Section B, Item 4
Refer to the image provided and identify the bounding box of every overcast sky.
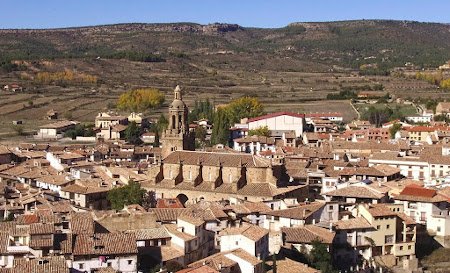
[1,0,449,29]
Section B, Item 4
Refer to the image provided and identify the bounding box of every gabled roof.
[12,257,69,273]
[248,112,305,123]
[267,257,319,273]
[163,150,271,168]
[39,120,78,129]
[219,224,268,241]
[73,233,138,256]
[282,225,335,244]
[234,135,275,145]
[335,217,373,230]
[325,185,385,200]
[264,202,325,220]
[395,185,448,203]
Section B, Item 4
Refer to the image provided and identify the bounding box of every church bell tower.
[161,85,195,158]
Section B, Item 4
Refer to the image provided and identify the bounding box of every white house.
[394,185,450,237]
[219,223,269,259]
[405,113,433,124]
[248,112,305,138]
[233,135,276,155]
[72,233,138,273]
[35,120,79,139]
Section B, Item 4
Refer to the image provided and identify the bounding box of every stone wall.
[95,212,158,232]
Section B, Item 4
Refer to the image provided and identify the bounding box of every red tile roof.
[156,198,184,209]
[400,185,436,198]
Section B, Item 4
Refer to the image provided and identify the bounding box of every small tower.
[161,85,194,158]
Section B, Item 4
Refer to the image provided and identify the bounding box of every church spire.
[174,85,182,100]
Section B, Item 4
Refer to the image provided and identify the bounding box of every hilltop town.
[0,81,450,273]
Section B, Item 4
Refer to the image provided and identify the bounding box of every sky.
[1,0,449,29]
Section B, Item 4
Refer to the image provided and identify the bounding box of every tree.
[195,126,207,142]
[364,106,393,127]
[434,114,450,123]
[211,107,231,145]
[188,99,214,123]
[156,114,168,133]
[226,97,264,123]
[248,126,270,137]
[309,239,335,273]
[142,190,157,210]
[389,122,402,139]
[107,179,146,210]
[64,124,95,139]
[124,121,142,145]
[117,88,165,112]
[165,261,184,272]
[425,99,438,114]
[11,125,24,136]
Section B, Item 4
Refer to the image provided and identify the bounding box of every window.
[399,246,403,250]
[79,263,84,270]
[128,260,133,265]
[408,245,412,250]
[386,225,390,229]
[420,212,426,221]
[385,235,394,244]
[107,262,112,267]
[235,241,239,245]
[328,205,334,210]
[377,225,380,229]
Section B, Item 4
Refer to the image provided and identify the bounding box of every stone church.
[144,86,308,203]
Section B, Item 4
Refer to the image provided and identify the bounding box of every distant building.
[95,112,128,129]
[35,120,79,139]
[248,112,305,138]
[405,112,433,124]
[304,112,343,123]
[46,109,58,120]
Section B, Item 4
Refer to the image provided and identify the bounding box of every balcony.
[7,245,31,253]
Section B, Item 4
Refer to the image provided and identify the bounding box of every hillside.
[1,20,450,70]
[1,20,450,139]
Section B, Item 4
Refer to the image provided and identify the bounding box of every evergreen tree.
[124,121,142,144]
[309,239,335,273]
[211,107,231,145]
[389,122,402,139]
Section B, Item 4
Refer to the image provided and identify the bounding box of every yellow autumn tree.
[225,97,264,123]
[34,69,97,85]
[441,78,450,90]
[117,88,165,112]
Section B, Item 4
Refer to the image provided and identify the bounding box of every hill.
[0,20,449,139]
[1,20,450,71]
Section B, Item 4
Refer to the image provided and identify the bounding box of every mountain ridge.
[1,19,449,70]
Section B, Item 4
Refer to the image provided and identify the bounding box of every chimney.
[257,253,261,260]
